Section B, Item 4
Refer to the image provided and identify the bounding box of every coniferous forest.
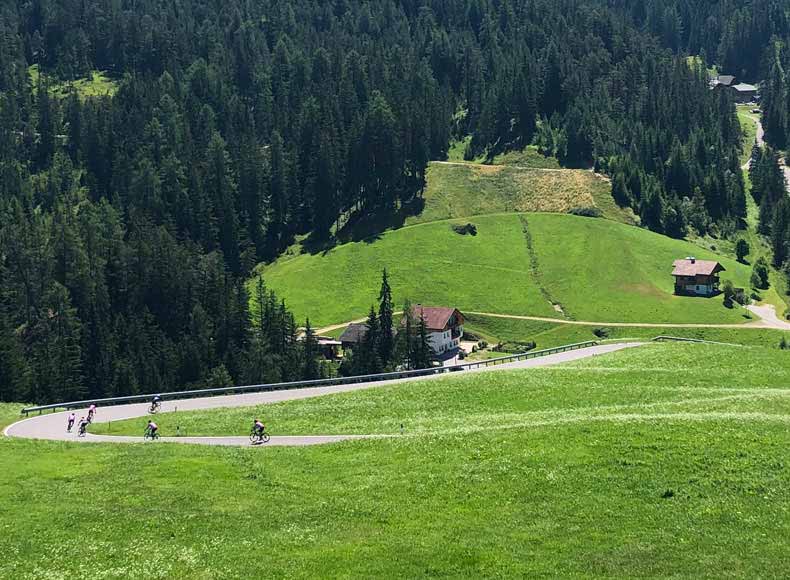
[1,0,789,403]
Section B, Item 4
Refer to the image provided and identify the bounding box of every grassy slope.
[258,213,555,327]
[19,344,789,577]
[528,214,752,323]
[464,313,789,351]
[258,213,752,328]
[414,162,636,226]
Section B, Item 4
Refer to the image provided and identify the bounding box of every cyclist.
[77,416,89,436]
[146,420,159,438]
[87,404,97,422]
[149,394,162,413]
[252,418,265,437]
[66,412,76,432]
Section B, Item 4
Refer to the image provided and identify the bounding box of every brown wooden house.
[672,258,725,296]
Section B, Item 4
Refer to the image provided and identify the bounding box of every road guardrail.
[20,340,599,416]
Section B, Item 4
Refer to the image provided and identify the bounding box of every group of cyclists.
[66,404,97,437]
[65,395,269,444]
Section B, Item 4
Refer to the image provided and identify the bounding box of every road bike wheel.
[261,433,271,443]
[249,432,258,443]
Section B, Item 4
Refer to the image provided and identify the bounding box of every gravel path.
[318,306,785,336]
[745,304,790,330]
[4,343,642,447]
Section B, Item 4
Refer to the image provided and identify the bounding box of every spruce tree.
[377,268,394,367]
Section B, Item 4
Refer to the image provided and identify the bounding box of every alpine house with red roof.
[409,305,465,354]
[672,257,725,297]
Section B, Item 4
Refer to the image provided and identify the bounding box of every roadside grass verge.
[0,403,26,430]
[5,343,790,577]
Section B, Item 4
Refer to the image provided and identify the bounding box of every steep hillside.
[256,213,752,328]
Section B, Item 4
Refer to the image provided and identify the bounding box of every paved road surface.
[4,343,642,447]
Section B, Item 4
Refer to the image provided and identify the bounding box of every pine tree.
[377,268,395,366]
[397,298,416,370]
[413,311,434,370]
[735,239,750,263]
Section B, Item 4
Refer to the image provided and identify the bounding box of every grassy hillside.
[18,343,789,577]
[464,313,790,350]
[527,214,752,322]
[413,162,636,226]
[257,213,753,328]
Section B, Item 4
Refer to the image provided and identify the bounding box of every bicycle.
[144,428,160,441]
[148,401,161,414]
[249,428,270,444]
[77,425,88,438]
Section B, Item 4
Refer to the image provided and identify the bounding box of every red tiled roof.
[410,306,461,331]
[672,259,725,277]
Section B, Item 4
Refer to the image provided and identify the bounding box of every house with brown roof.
[409,305,465,354]
[340,306,465,356]
[672,257,725,296]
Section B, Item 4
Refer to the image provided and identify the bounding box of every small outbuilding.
[339,323,370,351]
[672,257,725,297]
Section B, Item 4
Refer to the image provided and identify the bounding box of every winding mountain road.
[4,342,642,447]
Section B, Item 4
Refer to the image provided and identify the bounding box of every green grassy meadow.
[7,343,788,577]
[463,313,790,350]
[257,213,753,328]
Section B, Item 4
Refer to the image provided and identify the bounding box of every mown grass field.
[257,213,753,328]
[413,162,636,226]
[463,313,790,351]
[12,343,787,577]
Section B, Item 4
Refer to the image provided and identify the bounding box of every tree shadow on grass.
[335,197,425,245]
